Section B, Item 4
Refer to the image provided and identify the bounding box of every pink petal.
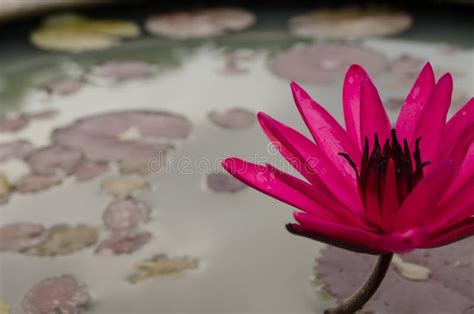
[222,158,346,223]
[396,63,436,144]
[423,217,474,248]
[441,97,474,158]
[443,124,474,165]
[411,74,453,166]
[290,212,387,254]
[377,229,427,253]
[343,64,369,149]
[290,82,360,181]
[430,176,474,230]
[359,78,392,149]
[267,164,366,227]
[257,112,326,191]
[445,144,474,199]
[257,113,363,213]
[395,161,456,232]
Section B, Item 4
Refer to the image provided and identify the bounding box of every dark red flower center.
[340,130,430,229]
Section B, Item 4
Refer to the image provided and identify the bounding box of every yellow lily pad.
[30,13,140,52]
[0,297,11,314]
[21,224,98,256]
[128,254,199,284]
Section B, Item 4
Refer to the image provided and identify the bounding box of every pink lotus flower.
[223,63,473,255]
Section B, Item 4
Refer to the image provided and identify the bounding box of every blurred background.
[0,1,472,314]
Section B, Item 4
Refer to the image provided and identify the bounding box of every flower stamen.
[340,129,431,231]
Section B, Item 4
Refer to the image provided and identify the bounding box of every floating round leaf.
[26,145,83,176]
[74,161,109,182]
[95,230,152,256]
[0,297,10,314]
[90,60,153,80]
[14,174,62,193]
[290,7,412,40]
[269,44,388,84]
[21,275,90,314]
[316,240,473,313]
[0,174,10,202]
[30,13,140,52]
[208,108,255,129]
[45,78,82,95]
[101,176,150,198]
[21,224,98,257]
[207,172,246,193]
[145,8,255,39]
[0,223,48,252]
[102,198,151,231]
[128,254,199,284]
[52,111,190,162]
[0,140,34,162]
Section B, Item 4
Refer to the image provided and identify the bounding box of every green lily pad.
[30,14,140,53]
[21,224,98,256]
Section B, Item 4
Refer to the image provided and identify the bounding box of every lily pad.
[26,145,83,176]
[101,176,150,198]
[74,161,109,182]
[0,223,48,252]
[0,297,10,314]
[316,237,473,313]
[14,174,62,193]
[206,172,246,193]
[289,7,412,40]
[21,275,90,314]
[30,13,140,52]
[0,111,58,133]
[45,78,82,95]
[145,8,255,39]
[269,44,388,84]
[90,60,153,80]
[95,230,152,256]
[102,198,151,231]
[0,115,28,133]
[128,254,199,284]
[0,173,11,203]
[208,108,255,129]
[52,111,190,163]
[21,224,98,257]
[0,140,34,162]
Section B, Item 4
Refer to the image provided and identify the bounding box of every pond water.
[0,10,473,313]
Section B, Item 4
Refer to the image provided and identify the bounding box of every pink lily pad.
[0,111,58,133]
[207,172,246,193]
[316,238,473,313]
[0,223,48,252]
[145,8,255,39]
[0,140,34,162]
[26,145,83,176]
[95,230,152,256]
[15,174,62,193]
[289,8,412,40]
[269,44,388,84]
[102,198,151,231]
[74,161,109,181]
[45,78,82,95]
[208,108,255,129]
[91,61,153,80]
[0,116,29,133]
[52,111,190,162]
[21,274,90,314]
